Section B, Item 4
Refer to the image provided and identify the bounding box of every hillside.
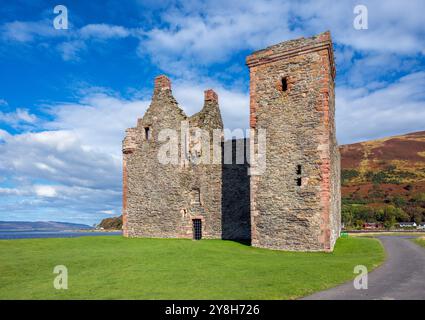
[340,130,425,228]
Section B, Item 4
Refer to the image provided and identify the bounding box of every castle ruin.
[122,31,341,251]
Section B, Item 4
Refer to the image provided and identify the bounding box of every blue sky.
[0,0,424,224]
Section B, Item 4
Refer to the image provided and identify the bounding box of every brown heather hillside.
[340,131,425,227]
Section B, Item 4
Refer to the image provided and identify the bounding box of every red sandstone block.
[154,75,171,90]
[204,89,218,102]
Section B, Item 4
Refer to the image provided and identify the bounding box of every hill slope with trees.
[340,130,425,229]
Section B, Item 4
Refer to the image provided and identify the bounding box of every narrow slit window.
[297,177,302,187]
[144,127,150,140]
[297,165,302,175]
[281,77,288,92]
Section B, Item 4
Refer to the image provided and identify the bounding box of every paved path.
[303,236,425,300]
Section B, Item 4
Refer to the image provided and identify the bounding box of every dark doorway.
[193,219,202,240]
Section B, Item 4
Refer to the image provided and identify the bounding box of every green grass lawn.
[414,237,425,248]
[0,236,384,300]
[350,232,425,237]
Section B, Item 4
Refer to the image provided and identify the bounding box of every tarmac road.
[302,236,425,300]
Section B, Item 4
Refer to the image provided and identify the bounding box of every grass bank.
[414,237,425,248]
[0,236,384,299]
[349,231,425,237]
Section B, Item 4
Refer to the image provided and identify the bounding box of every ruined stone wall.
[124,76,187,238]
[122,127,138,237]
[247,31,340,251]
[184,89,223,239]
[123,76,223,239]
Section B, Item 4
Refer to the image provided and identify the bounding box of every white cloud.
[0,129,10,141]
[35,162,57,173]
[337,71,425,144]
[138,0,425,76]
[34,185,57,197]
[0,187,23,195]
[173,79,249,134]
[0,90,149,223]
[0,129,119,190]
[99,210,115,215]
[139,1,293,72]
[16,108,37,123]
[45,93,149,156]
[2,1,424,68]
[0,20,60,42]
[291,0,425,54]
[0,108,37,127]
[0,20,132,61]
[57,40,87,61]
[79,24,131,39]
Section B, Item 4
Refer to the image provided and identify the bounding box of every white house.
[398,222,417,228]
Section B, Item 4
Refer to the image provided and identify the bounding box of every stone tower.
[247,31,341,251]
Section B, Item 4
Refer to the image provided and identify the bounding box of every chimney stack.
[204,89,218,103]
[154,75,171,92]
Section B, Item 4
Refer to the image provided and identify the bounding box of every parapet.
[246,31,335,79]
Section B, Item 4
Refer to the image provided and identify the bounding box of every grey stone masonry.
[123,76,224,239]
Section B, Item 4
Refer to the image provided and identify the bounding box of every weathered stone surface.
[123,78,224,239]
[247,31,341,251]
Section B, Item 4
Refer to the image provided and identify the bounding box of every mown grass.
[414,237,425,248]
[0,236,384,300]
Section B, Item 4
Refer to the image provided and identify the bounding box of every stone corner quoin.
[121,30,341,252]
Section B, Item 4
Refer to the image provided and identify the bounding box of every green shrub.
[341,169,359,185]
